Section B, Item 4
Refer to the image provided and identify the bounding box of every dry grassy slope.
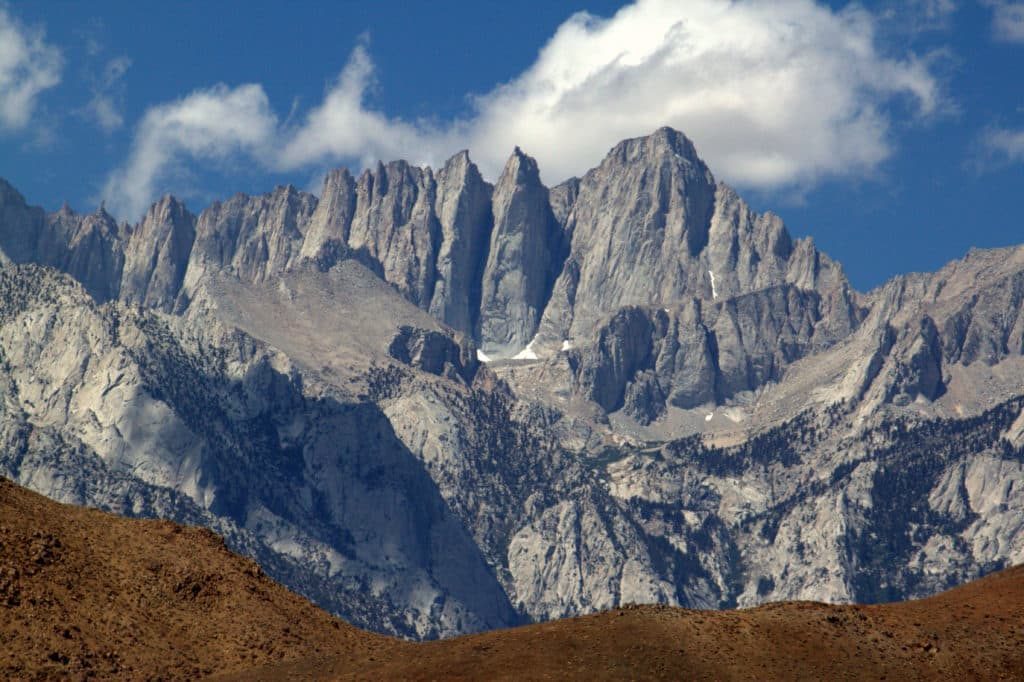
[0,478,387,680]
[242,569,1024,682]
[2,476,1023,681]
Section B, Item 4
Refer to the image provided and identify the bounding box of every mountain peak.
[322,166,354,185]
[272,183,299,198]
[448,149,472,163]
[649,126,699,154]
[441,149,478,177]
[604,126,705,170]
[155,194,186,211]
[499,146,542,187]
[142,195,193,228]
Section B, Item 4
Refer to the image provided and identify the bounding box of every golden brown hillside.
[2,477,1022,681]
[244,566,1024,681]
[0,478,386,680]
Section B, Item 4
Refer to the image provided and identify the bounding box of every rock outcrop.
[179,185,317,304]
[572,283,859,421]
[478,148,563,354]
[429,151,493,335]
[0,181,126,303]
[120,196,196,311]
[388,325,478,382]
[346,162,441,309]
[0,264,515,639]
[540,128,856,348]
[298,167,357,269]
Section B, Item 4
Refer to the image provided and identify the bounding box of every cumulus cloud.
[456,0,939,185]
[102,84,277,218]
[0,5,63,131]
[104,0,942,218]
[278,44,455,170]
[983,1,1024,42]
[86,55,132,132]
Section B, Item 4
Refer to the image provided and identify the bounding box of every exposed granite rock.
[548,177,580,228]
[388,325,478,382]
[2,127,1024,645]
[0,264,516,639]
[540,128,718,341]
[572,306,657,413]
[120,196,196,311]
[573,284,857,420]
[536,128,858,410]
[299,168,357,269]
[180,185,316,302]
[889,316,944,403]
[44,206,126,303]
[478,148,563,354]
[622,369,669,424]
[0,182,125,303]
[347,162,441,308]
[0,179,47,264]
[429,151,493,334]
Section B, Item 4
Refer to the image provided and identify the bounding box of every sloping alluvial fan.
[0,127,1022,639]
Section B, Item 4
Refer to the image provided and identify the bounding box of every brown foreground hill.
[0,478,388,680]
[2,477,1022,681]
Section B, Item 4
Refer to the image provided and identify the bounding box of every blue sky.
[0,0,1022,291]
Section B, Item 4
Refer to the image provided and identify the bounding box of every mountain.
[0,127,1022,639]
[0,180,126,303]
[3,477,1022,680]
[0,262,514,638]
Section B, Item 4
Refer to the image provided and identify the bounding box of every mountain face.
[0,181,126,303]
[478,148,564,354]
[120,196,196,311]
[572,283,855,422]
[0,128,1022,640]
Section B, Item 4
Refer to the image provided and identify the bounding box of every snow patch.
[476,349,492,363]
[561,339,573,352]
[709,269,718,300]
[513,336,539,360]
[705,413,714,422]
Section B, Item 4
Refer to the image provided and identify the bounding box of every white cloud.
[86,55,131,132]
[104,0,942,217]
[102,84,277,218]
[984,1,1024,42]
[0,5,62,131]
[980,127,1024,163]
[278,44,454,170]
[454,0,939,186]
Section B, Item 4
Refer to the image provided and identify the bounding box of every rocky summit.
[0,127,1022,639]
